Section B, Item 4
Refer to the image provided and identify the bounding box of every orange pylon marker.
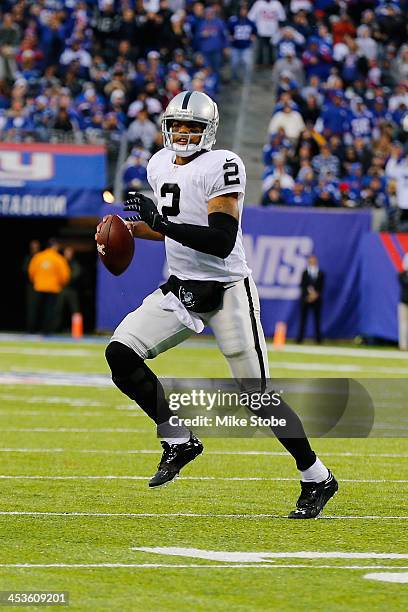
[71,312,83,339]
[273,321,287,350]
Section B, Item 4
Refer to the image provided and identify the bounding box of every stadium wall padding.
[0,143,106,217]
[360,233,408,342]
[97,207,372,339]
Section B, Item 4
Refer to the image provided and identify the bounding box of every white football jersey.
[147,147,251,282]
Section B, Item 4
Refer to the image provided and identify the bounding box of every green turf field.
[0,338,407,611]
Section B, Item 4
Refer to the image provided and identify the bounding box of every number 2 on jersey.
[161,163,239,214]
[223,162,240,186]
[161,183,181,216]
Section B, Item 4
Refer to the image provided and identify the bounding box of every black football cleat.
[149,434,203,488]
[288,470,338,519]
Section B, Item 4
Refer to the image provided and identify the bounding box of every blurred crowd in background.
[260,0,408,225]
[1,0,408,220]
[0,0,239,147]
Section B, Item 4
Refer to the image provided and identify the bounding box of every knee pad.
[105,341,169,423]
[221,344,253,360]
[105,341,150,393]
[105,341,143,377]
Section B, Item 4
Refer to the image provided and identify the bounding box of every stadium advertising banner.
[0,143,106,217]
[360,233,408,342]
[97,206,371,339]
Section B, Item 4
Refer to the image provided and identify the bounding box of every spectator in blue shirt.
[194,6,228,74]
[312,143,340,179]
[341,37,368,85]
[361,176,389,208]
[391,102,408,129]
[371,96,389,124]
[274,26,305,60]
[298,167,317,196]
[227,4,257,82]
[302,36,333,81]
[283,182,314,206]
[123,150,149,195]
[31,95,54,138]
[349,98,374,141]
[261,179,291,206]
[343,162,364,200]
[5,98,33,133]
[37,13,65,68]
[314,182,340,207]
[187,1,205,51]
[200,65,220,98]
[262,129,292,166]
[320,90,349,136]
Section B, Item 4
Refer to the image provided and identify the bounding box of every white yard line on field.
[365,572,408,583]
[0,563,407,570]
[0,409,143,418]
[1,428,148,433]
[0,394,140,413]
[0,511,407,520]
[0,333,106,344]
[0,393,109,407]
[0,448,407,459]
[0,410,116,418]
[0,475,407,484]
[0,347,96,357]
[0,372,113,387]
[1,361,408,391]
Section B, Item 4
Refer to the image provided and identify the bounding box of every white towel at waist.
[159,292,205,333]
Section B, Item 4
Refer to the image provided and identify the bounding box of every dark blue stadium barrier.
[0,143,105,217]
[360,233,408,342]
[97,206,371,339]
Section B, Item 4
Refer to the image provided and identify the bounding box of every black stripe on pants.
[243,278,316,471]
[244,277,267,382]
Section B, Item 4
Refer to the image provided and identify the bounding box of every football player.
[97,91,338,518]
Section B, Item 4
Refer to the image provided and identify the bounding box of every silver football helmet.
[161,91,219,156]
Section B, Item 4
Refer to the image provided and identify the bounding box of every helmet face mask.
[162,91,219,157]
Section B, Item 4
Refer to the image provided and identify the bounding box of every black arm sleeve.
[157,212,238,259]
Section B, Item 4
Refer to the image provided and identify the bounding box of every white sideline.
[0,475,407,483]
[0,511,407,520]
[265,361,408,374]
[0,448,407,459]
[2,334,408,359]
[271,344,408,360]
[0,563,407,570]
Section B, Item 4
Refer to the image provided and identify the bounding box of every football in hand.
[97,214,134,276]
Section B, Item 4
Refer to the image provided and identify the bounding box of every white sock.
[157,418,190,445]
[300,457,329,483]
[162,436,190,445]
